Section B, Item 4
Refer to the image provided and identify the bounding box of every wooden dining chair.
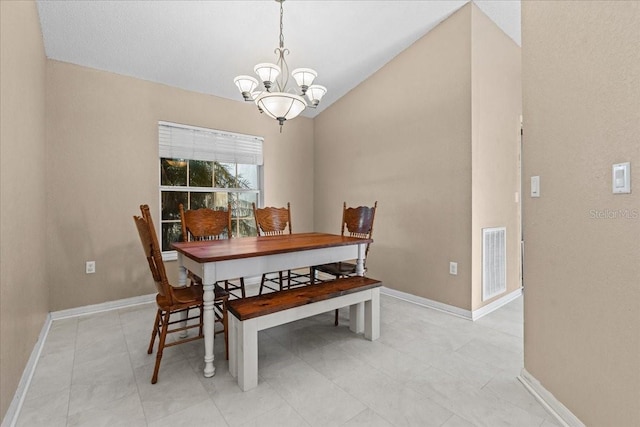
[179,203,247,299]
[253,203,308,294]
[134,204,229,384]
[310,201,377,325]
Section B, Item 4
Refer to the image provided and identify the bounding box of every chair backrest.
[253,202,292,236]
[342,201,378,259]
[133,204,174,304]
[179,203,232,242]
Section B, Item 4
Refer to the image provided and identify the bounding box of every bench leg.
[229,314,238,378]
[349,302,365,334]
[237,319,259,391]
[365,288,380,341]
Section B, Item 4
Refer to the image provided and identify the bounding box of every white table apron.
[176,242,367,378]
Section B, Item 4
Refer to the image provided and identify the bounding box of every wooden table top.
[172,232,372,263]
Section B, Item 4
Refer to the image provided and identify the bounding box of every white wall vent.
[482,227,507,301]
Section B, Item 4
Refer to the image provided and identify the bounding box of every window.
[159,122,263,257]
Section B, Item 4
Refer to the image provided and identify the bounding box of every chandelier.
[233,0,327,131]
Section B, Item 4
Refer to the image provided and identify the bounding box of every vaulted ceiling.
[36,0,521,117]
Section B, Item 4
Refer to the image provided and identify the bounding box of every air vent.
[482,227,506,301]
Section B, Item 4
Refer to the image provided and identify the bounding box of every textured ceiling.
[36,0,521,117]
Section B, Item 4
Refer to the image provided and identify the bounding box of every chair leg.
[223,303,229,360]
[147,309,161,354]
[151,310,170,384]
[240,277,246,298]
[258,274,266,295]
[278,271,284,291]
[310,267,316,285]
[334,273,343,326]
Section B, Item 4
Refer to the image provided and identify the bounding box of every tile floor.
[16,290,560,426]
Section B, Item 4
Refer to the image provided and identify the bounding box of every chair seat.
[314,261,357,277]
[156,283,228,307]
[156,285,203,310]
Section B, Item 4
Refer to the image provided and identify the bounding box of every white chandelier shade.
[255,92,306,124]
[233,75,259,98]
[253,63,281,88]
[306,84,327,106]
[291,68,317,89]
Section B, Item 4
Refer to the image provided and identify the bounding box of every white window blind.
[159,121,263,165]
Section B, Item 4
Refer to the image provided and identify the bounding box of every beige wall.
[314,4,520,312]
[522,2,640,426]
[314,4,473,309]
[0,0,49,419]
[470,6,522,310]
[45,60,315,311]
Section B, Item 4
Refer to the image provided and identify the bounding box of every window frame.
[158,122,264,261]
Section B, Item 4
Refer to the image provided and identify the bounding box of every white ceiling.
[36,0,521,118]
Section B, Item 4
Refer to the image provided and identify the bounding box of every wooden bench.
[227,276,382,391]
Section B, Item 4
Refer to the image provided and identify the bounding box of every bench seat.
[227,276,382,390]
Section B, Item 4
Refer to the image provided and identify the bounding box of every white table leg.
[238,319,258,391]
[176,257,189,338]
[365,288,380,340]
[229,314,238,378]
[177,259,188,286]
[202,282,216,378]
[355,243,365,276]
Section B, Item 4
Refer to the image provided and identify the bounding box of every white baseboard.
[471,287,522,320]
[381,287,473,319]
[49,274,268,321]
[380,286,522,321]
[1,313,52,427]
[50,293,156,320]
[518,368,585,427]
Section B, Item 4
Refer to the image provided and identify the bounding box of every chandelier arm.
[275,48,290,93]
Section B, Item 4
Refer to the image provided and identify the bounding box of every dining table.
[172,232,372,378]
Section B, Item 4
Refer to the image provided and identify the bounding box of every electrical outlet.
[86,261,96,274]
[449,262,458,275]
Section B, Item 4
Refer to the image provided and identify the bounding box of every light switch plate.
[531,176,540,198]
[449,262,458,275]
[86,261,95,274]
[612,162,631,194]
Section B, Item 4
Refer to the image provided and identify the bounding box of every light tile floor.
[17,291,560,426]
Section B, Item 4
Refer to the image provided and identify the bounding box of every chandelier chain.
[279,0,284,49]
[275,0,289,92]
